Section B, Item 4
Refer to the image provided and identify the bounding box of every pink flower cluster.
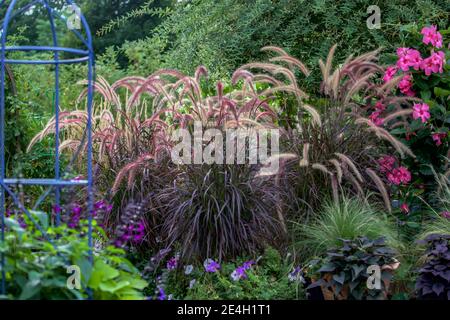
[432,132,447,146]
[398,74,415,96]
[378,156,411,186]
[421,25,443,48]
[383,66,398,83]
[412,103,431,123]
[382,26,446,95]
[387,167,412,186]
[368,101,387,126]
[378,155,396,173]
[397,48,422,71]
[420,51,445,76]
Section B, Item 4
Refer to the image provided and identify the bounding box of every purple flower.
[94,200,106,211]
[52,205,61,214]
[242,260,254,270]
[167,257,178,270]
[204,259,220,273]
[231,266,247,281]
[230,260,254,281]
[72,205,82,216]
[157,287,166,300]
[288,266,306,283]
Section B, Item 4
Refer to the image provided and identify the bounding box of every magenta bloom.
[396,48,422,71]
[432,132,447,146]
[441,211,450,219]
[383,65,398,83]
[421,25,443,48]
[378,156,396,173]
[369,111,384,126]
[400,203,410,214]
[412,103,430,123]
[375,101,386,112]
[387,166,412,186]
[398,74,415,96]
[420,51,446,76]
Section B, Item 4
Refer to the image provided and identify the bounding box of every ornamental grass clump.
[295,197,400,260]
[237,45,416,217]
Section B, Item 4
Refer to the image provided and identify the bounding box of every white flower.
[230,270,240,282]
[189,279,196,289]
[203,259,214,269]
[184,265,194,275]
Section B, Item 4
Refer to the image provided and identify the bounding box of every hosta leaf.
[333,272,346,285]
[351,265,365,281]
[432,283,445,296]
[318,263,336,273]
[99,280,130,293]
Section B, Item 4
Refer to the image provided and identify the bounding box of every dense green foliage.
[116,0,450,87]
[0,213,147,300]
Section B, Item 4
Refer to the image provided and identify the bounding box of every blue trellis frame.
[0,0,95,297]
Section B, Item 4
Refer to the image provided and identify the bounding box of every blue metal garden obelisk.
[0,0,94,296]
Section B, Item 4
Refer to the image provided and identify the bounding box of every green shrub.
[158,248,305,300]
[119,0,450,90]
[0,212,147,300]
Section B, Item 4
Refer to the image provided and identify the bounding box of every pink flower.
[378,156,396,173]
[387,166,411,185]
[398,74,415,96]
[412,103,430,123]
[400,203,410,214]
[432,132,447,146]
[441,211,450,219]
[375,101,386,112]
[396,48,422,71]
[421,25,443,48]
[369,111,384,126]
[420,51,446,76]
[383,65,398,83]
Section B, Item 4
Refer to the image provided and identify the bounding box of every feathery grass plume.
[299,143,310,167]
[294,197,401,261]
[355,117,414,159]
[365,168,392,212]
[334,153,363,182]
[329,158,343,183]
[261,45,415,216]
